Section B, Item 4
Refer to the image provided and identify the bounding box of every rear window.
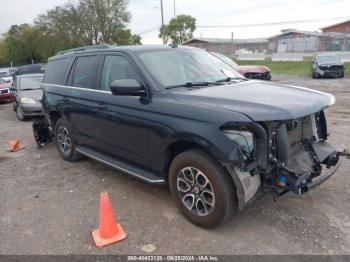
[19,75,43,90]
[44,58,72,85]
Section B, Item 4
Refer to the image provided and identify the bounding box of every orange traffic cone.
[7,140,24,152]
[92,192,126,247]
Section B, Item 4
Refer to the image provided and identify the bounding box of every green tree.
[159,15,196,44]
[0,0,139,66]
[130,34,142,45]
[111,30,142,45]
[0,41,8,65]
[36,0,131,46]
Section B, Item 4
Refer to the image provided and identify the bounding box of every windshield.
[317,55,341,64]
[0,72,7,78]
[19,75,43,90]
[211,52,238,67]
[136,48,243,88]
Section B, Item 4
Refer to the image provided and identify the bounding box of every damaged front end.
[32,101,53,148]
[257,111,340,197]
[225,110,340,207]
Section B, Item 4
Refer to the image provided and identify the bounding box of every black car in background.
[311,54,344,78]
[34,45,340,228]
[14,64,45,76]
[11,74,43,120]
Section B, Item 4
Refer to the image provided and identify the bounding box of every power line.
[136,16,350,36]
[137,27,159,35]
[196,16,350,28]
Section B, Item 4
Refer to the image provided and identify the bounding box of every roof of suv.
[50,44,196,60]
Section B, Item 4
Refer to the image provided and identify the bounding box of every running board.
[76,146,166,184]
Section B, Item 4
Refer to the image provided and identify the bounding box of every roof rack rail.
[56,44,112,55]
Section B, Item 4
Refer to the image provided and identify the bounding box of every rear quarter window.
[44,58,73,85]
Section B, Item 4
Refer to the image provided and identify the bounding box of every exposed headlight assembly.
[222,129,254,157]
[20,97,37,104]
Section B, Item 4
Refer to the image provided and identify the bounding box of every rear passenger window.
[73,56,99,89]
[101,56,140,91]
[44,58,72,85]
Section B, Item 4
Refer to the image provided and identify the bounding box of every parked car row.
[0,64,45,120]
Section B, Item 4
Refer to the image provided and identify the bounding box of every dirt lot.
[0,75,349,255]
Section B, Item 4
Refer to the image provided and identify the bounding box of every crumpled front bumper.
[275,140,341,195]
[315,67,343,77]
[292,155,341,195]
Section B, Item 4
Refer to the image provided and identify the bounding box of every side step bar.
[76,146,166,185]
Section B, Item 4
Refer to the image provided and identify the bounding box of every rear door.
[91,54,151,167]
[63,55,102,148]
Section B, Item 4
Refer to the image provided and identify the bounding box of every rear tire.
[168,148,237,228]
[54,118,83,162]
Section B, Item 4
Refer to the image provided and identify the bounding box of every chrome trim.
[75,147,165,184]
[41,83,112,94]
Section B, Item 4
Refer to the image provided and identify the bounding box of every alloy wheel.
[176,167,215,216]
[57,126,72,154]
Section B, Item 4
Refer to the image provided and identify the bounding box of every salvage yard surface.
[0,75,349,255]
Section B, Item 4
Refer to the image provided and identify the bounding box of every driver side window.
[101,55,140,91]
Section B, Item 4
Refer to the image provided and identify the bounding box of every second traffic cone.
[8,140,24,152]
[92,192,126,247]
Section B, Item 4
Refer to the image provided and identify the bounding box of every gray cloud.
[1,0,349,44]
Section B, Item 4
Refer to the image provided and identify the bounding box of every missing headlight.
[222,129,254,157]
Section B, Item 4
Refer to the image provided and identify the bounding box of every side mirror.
[9,87,16,92]
[110,79,147,97]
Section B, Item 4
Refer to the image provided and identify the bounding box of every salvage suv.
[34,44,340,228]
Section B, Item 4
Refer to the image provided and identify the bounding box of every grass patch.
[236,60,350,76]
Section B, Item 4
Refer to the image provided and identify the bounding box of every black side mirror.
[110,79,147,97]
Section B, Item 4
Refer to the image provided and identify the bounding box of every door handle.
[95,104,107,111]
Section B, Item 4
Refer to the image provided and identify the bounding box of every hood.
[19,89,43,101]
[236,65,270,74]
[172,80,334,121]
[317,62,344,67]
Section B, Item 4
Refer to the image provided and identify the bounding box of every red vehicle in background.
[0,78,12,102]
[210,52,271,80]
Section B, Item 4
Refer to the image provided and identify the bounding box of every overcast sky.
[0,0,349,44]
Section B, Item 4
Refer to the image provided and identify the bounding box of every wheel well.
[162,140,220,176]
[49,111,61,128]
[163,140,242,207]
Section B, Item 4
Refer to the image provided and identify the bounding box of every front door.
[91,54,151,168]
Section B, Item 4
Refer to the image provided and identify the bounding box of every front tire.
[54,118,83,162]
[169,149,237,228]
[15,106,26,121]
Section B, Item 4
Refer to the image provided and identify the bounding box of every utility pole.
[174,0,176,18]
[160,0,165,45]
[231,32,234,58]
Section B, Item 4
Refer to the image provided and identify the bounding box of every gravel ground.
[0,75,349,255]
